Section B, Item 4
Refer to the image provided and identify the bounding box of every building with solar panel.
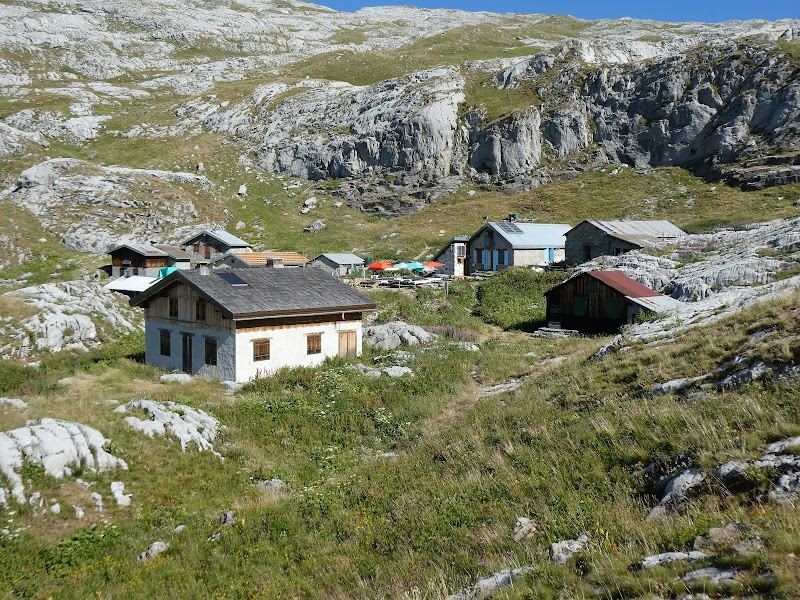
[466,222,571,274]
[130,266,376,382]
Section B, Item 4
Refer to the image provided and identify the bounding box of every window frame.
[196,298,207,322]
[159,329,171,356]
[252,338,271,362]
[306,332,322,355]
[204,337,218,366]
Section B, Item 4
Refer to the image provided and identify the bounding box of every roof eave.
[232,303,377,321]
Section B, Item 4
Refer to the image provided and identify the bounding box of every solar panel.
[218,272,249,286]
[497,222,524,234]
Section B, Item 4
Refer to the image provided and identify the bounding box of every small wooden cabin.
[180,229,251,261]
[545,271,680,333]
[107,243,193,278]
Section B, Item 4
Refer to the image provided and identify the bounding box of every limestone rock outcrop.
[115,400,223,459]
[1,280,141,359]
[0,418,128,506]
[4,158,211,253]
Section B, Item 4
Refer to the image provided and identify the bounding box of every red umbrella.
[423,261,445,268]
[367,261,394,271]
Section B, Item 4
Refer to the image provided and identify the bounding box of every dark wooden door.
[182,334,193,373]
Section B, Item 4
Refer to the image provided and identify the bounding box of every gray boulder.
[256,479,286,493]
[446,566,533,600]
[137,541,169,563]
[364,321,437,351]
[633,550,712,570]
[549,532,589,564]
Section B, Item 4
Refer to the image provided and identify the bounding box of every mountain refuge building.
[565,220,686,265]
[130,267,376,382]
[467,222,570,274]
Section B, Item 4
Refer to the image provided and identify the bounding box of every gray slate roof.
[476,222,571,249]
[313,253,364,265]
[131,267,375,318]
[179,229,251,248]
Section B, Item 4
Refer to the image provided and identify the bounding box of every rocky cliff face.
[203,67,466,182]
[1,0,799,226]
[194,38,799,215]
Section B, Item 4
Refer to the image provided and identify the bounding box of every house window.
[253,339,270,361]
[588,280,599,296]
[499,249,508,265]
[169,297,179,318]
[204,337,217,366]
[196,299,206,322]
[456,244,466,257]
[159,330,170,356]
[193,242,200,253]
[307,333,322,355]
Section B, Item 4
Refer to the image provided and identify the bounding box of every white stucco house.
[130,267,376,382]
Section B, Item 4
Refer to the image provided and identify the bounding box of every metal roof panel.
[483,222,571,249]
[588,271,662,297]
[585,220,686,246]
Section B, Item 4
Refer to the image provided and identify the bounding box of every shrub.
[476,268,569,330]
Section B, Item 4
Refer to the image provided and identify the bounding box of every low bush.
[476,268,568,330]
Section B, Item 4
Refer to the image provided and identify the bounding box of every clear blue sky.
[315,0,797,23]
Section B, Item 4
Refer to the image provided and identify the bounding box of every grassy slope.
[0,281,798,598]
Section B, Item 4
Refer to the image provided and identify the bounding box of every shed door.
[338,331,357,358]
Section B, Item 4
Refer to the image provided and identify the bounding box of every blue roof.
[478,222,571,249]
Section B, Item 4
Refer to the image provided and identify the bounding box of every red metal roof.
[587,271,662,298]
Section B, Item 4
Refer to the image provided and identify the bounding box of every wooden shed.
[107,243,193,278]
[180,229,251,261]
[545,271,680,333]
